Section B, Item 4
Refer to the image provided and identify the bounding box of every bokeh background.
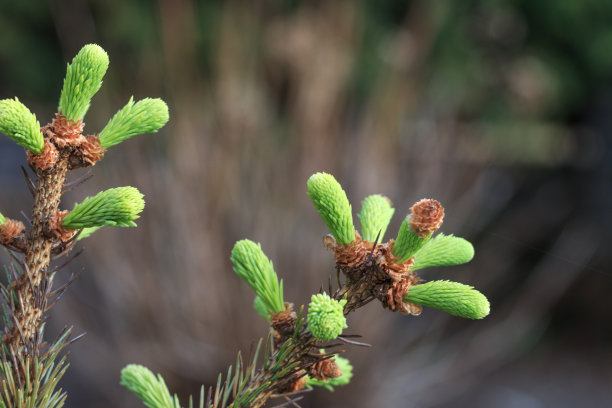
[1,0,612,407]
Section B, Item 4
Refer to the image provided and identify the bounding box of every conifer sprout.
[120,365,177,408]
[58,44,109,121]
[403,280,490,319]
[253,296,271,322]
[392,199,444,262]
[62,186,145,229]
[0,98,44,154]
[99,97,169,148]
[412,233,474,271]
[307,172,355,246]
[392,216,427,262]
[307,354,353,391]
[230,239,285,315]
[76,226,102,241]
[358,194,395,242]
[307,293,347,340]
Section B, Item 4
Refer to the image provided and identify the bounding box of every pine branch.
[0,43,167,407]
[121,173,490,408]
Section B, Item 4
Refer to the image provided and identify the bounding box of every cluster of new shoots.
[307,172,489,320]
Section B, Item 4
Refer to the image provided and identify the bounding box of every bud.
[0,98,44,154]
[307,293,347,340]
[358,194,395,242]
[307,173,355,246]
[58,44,109,121]
[412,233,474,271]
[120,364,174,408]
[99,97,169,148]
[230,239,285,315]
[392,199,444,262]
[307,354,353,391]
[62,186,145,229]
[403,280,490,319]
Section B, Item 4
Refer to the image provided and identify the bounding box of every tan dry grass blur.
[2,1,590,407]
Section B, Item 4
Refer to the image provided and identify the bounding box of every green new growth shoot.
[0,98,44,154]
[358,194,395,242]
[231,240,285,315]
[99,97,169,148]
[76,226,102,241]
[253,296,271,322]
[58,44,109,121]
[392,216,429,262]
[404,280,490,319]
[307,172,355,245]
[62,187,145,229]
[120,365,177,408]
[412,233,474,271]
[307,293,347,340]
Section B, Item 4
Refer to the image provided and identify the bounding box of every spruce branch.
[230,239,285,315]
[58,44,109,121]
[412,233,474,271]
[0,98,44,154]
[99,97,169,148]
[358,194,395,242]
[1,43,165,408]
[307,172,355,246]
[403,280,490,319]
[62,187,145,229]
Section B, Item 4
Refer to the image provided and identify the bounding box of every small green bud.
[0,98,44,154]
[58,44,109,121]
[120,364,175,408]
[358,194,395,242]
[62,186,145,229]
[307,172,355,246]
[230,240,285,315]
[76,226,102,241]
[307,293,347,340]
[412,233,474,271]
[99,97,169,148]
[0,211,5,225]
[306,354,353,391]
[403,280,490,319]
[253,296,271,322]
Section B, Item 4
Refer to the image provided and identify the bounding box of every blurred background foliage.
[0,0,611,407]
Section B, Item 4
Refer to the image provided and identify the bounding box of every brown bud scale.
[409,199,444,238]
[46,210,75,242]
[27,140,59,170]
[46,113,85,149]
[0,219,25,245]
[271,303,297,338]
[308,358,342,381]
